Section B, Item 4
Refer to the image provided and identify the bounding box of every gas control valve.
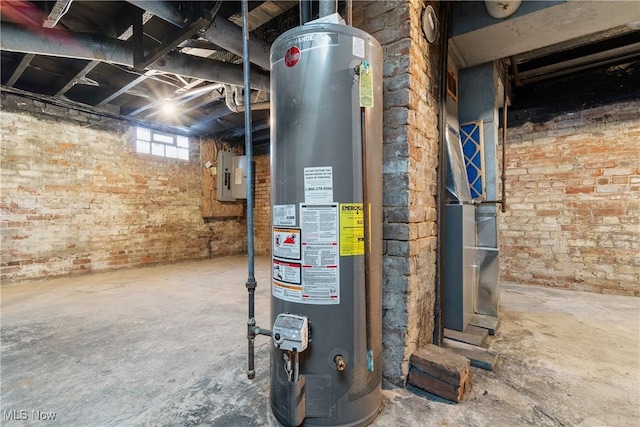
[272,313,309,352]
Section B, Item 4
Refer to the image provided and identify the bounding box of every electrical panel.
[232,155,247,199]
[216,151,235,201]
[216,152,247,201]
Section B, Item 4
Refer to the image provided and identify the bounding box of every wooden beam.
[134,18,209,70]
[6,54,35,87]
[95,71,153,107]
[132,9,145,67]
[42,0,73,28]
[55,6,148,97]
[55,60,100,96]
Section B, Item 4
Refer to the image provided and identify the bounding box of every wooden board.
[446,346,498,371]
[469,314,500,335]
[443,337,499,371]
[444,325,488,347]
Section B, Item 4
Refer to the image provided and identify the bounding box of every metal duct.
[202,16,270,71]
[319,0,335,18]
[158,52,270,92]
[222,84,270,113]
[125,0,271,70]
[0,23,133,66]
[0,23,269,92]
[125,0,187,27]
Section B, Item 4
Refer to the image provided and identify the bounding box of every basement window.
[135,127,189,160]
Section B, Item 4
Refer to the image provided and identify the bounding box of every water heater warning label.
[273,228,301,260]
[273,259,301,284]
[273,205,339,305]
[300,204,339,304]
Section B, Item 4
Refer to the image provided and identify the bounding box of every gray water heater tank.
[269,23,383,427]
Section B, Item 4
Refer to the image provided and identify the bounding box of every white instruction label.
[353,37,365,58]
[273,259,301,284]
[300,204,339,304]
[304,167,333,204]
[273,204,296,226]
[272,279,302,302]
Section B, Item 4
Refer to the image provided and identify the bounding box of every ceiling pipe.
[319,0,335,18]
[157,52,269,91]
[300,0,311,24]
[124,0,187,27]
[1,22,133,66]
[222,84,270,113]
[202,16,270,71]
[0,23,269,92]
[125,0,271,70]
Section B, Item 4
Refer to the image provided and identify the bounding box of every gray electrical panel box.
[216,151,235,201]
[232,155,247,199]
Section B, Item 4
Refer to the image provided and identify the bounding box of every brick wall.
[254,153,271,254]
[0,93,246,283]
[355,0,442,384]
[501,99,640,296]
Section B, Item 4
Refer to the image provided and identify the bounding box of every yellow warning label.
[359,62,374,108]
[340,203,364,256]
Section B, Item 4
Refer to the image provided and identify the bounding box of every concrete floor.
[1,255,638,427]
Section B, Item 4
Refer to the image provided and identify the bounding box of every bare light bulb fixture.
[162,99,175,114]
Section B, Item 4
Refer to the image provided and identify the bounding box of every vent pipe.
[0,23,269,92]
[300,0,311,24]
[319,0,335,18]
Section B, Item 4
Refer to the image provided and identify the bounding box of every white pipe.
[223,84,270,113]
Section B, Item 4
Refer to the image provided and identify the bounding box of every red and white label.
[285,46,301,67]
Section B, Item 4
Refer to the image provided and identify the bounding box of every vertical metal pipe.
[360,107,373,371]
[319,0,334,18]
[346,0,352,26]
[242,0,258,380]
[434,2,451,347]
[300,0,311,24]
[501,88,508,213]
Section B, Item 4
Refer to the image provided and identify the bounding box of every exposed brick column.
[355,0,443,384]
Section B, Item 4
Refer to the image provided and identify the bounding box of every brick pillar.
[355,0,443,385]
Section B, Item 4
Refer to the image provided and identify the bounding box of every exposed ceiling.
[0,0,301,143]
[1,1,639,142]
[450,1,640,123]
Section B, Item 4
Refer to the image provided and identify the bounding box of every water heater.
[269,23,383,426]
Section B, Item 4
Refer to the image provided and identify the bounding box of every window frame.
[135,126,189,160]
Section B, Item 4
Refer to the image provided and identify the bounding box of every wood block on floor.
[408,367,469,403]
[410,344,470,386]
[444,325,488,347]
[446,346,498,371]
[408,344,471,403]
[469,314,500,335]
